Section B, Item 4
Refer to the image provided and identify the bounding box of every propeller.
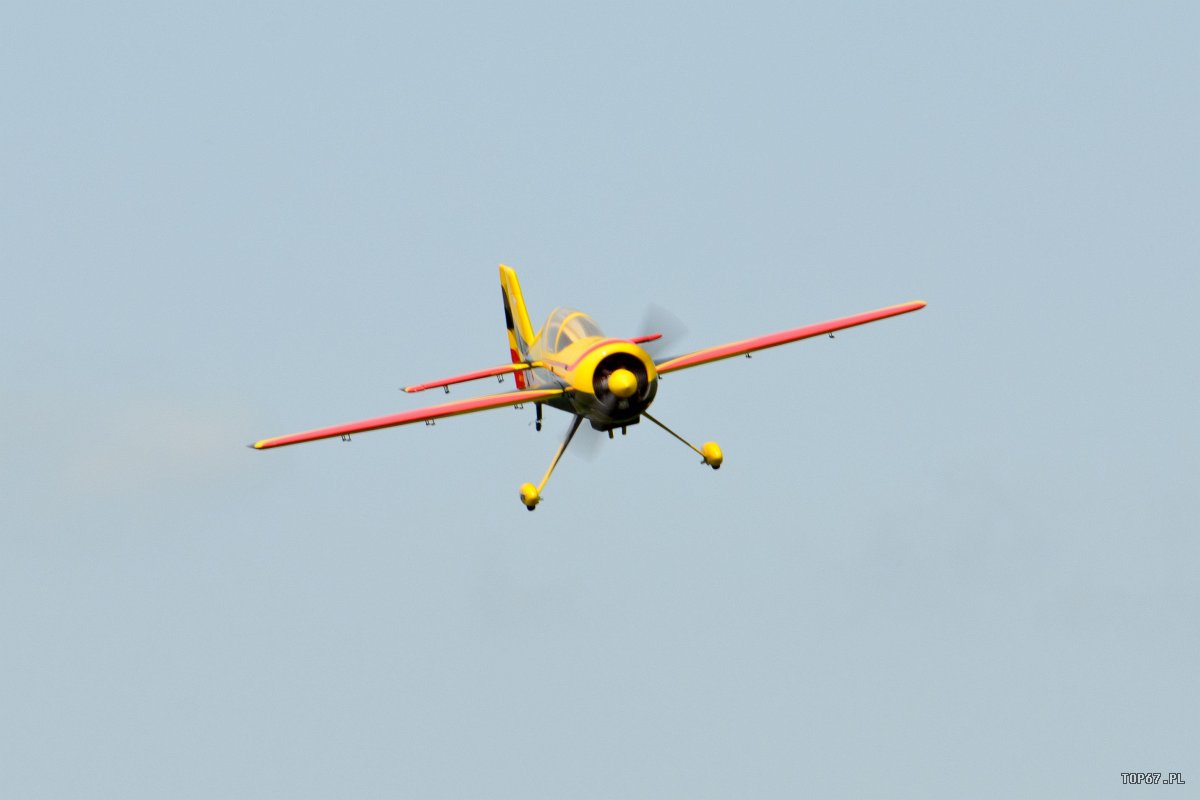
[637,302,690,360]
[568,303,690,461]
[570,420,604,461]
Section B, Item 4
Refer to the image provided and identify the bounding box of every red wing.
[251,388,564,450]
[654,301,926,375]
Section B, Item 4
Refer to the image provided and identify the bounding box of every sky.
[2,2,1197,797]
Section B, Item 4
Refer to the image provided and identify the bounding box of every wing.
[654,300,926,375]
[251,387,565,450]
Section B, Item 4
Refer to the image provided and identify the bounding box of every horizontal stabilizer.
[404,362,543,393]
[629,333,662,345]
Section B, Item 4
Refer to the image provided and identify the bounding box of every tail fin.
[500,265,536,386]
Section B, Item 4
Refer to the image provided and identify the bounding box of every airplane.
[251,265,925,510]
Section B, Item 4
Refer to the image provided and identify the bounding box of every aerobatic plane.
[252,265,925,510]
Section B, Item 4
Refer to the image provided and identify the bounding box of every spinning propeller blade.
[637,303,689,359]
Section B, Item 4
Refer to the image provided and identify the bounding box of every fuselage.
[524,308,658,430]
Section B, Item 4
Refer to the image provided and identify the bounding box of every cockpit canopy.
[541,307,605,352]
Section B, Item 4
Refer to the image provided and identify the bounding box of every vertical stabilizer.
[499,265,536,387]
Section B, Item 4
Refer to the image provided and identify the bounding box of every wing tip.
[889,299,927,315]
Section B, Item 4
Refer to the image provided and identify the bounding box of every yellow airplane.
[252,265,925,510]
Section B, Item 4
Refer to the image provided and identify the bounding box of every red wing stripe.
[252,388,563,449]
[655,301,926,374]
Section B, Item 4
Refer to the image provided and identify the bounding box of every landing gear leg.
[518,414,583,510]
[642,411,723,469]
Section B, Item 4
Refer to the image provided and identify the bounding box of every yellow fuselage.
[524,310,658,430]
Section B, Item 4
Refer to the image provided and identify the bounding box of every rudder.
[499,265,536,386]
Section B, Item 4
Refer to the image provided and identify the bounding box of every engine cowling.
[588,351,656,427]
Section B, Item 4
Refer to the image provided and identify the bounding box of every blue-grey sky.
[2,2,1196,797]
